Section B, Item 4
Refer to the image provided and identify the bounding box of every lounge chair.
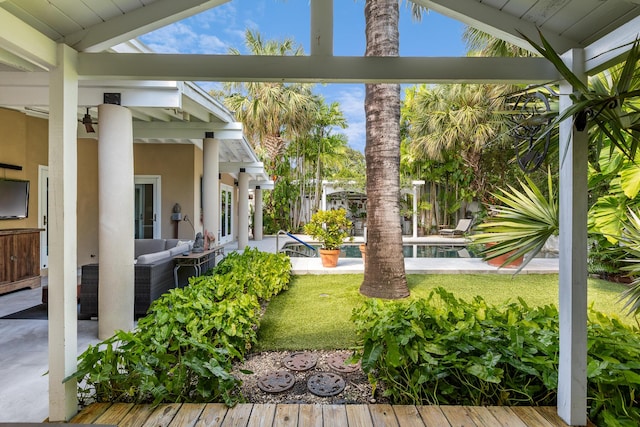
[439,218,472,236]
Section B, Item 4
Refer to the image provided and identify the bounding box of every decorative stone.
[307,372,346,397]
[327,353,361,373]
[282,352,317,371]
[257,371,295,393]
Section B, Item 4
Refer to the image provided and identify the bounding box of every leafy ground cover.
[257,273,635,351]
[69,249,291,406]
[352,288,640,426]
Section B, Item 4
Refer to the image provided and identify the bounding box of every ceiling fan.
[80,108,97,133]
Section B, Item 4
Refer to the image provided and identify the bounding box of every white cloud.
[332,86,366,152]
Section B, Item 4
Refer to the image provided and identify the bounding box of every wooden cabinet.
[0,228,41,294]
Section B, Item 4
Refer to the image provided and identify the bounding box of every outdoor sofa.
[79,238,192,318]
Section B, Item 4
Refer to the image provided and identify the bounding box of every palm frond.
[472,169,558,272]
[617,210,640,315]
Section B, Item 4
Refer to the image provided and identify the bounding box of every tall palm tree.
[220,29,318,173]
[359,0,411,299]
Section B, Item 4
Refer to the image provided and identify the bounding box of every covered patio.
[0,0,639,424]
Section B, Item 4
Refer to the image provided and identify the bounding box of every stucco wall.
[0,108,47,231]
[134,143,198,241]
[77,138,99,266]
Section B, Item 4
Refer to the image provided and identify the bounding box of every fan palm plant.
[472,170,559,272]
[617,210,640,315]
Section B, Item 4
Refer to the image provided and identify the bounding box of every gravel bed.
[232,350,383,405]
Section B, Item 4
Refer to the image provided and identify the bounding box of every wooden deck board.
[465,406,502,426]
[168,403,206,427]
[440,405,480,426]
[345,404,374,427]
[246,403,276,427]
[273,404,299,427]
[194,403,228,427]
[392,405,425,427]
[74,403,582,426]
[416,406,450,426]
[486,406,528,427]
[70,402,112,424]
[298,404,323,427]
[510,406,556,427]
[322,404,348,426]
[119,404,155,427]
[93,403,134,425]
[220,403,253,427]
[142,403,181,427]
[369,403,399,427]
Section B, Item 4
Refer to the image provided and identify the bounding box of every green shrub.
[205,247,291,301]
[351,288,640,425]
[69,249,291,406]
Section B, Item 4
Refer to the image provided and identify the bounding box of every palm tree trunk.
[359,0,409,299]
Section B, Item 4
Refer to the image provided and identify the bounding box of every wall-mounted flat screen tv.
[0,179,30,219]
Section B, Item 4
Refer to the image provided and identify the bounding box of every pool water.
[281,242,479,258]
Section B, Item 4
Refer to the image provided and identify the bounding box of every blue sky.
[139,0,467,152]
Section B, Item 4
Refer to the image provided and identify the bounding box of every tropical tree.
[308,100,348,214]
[218,29,318,173]
[403,83,509,205]
[329,147,366,183]
[359,0,417,299]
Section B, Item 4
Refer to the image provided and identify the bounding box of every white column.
[238,171,250,249]
[48,43,79,422]
[321,180,328,211]
[203,134,219,244]
[557,48,588,426]
[98,103,135,340]
[412,180,425,238]
[254,186,263,240]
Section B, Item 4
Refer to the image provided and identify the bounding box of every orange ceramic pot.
[319,248,340,268]
[485,243,523,268]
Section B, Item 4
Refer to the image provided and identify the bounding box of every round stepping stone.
[307,372,346,397]
[327,353,361,373]
[282,352,317,371]
[257,371,295,393]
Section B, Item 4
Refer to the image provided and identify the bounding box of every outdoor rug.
[1,304,92,320]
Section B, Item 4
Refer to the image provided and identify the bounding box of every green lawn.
[255,274,636,352]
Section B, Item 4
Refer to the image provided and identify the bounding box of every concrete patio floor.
[0,235,558,422]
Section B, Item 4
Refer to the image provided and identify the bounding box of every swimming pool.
[280,242,479,258]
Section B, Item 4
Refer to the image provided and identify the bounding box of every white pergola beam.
[64,0,231,52]
[0,8,57,70]
[0,72,183,107]
[584,16,640,73]
[250,180,274,190]
[219,161,265,175]
[311,0,333,56]
[77,54,559,84]
[132,122,243,139]
[419,0,579,54]
[181,82,236,123]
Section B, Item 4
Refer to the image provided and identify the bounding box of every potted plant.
[304,209,353,267]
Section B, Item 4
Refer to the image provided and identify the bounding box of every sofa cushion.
[135,239,166,258]
[165,239,180,249]
[136,249,172,265]
[169,243,191,257]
